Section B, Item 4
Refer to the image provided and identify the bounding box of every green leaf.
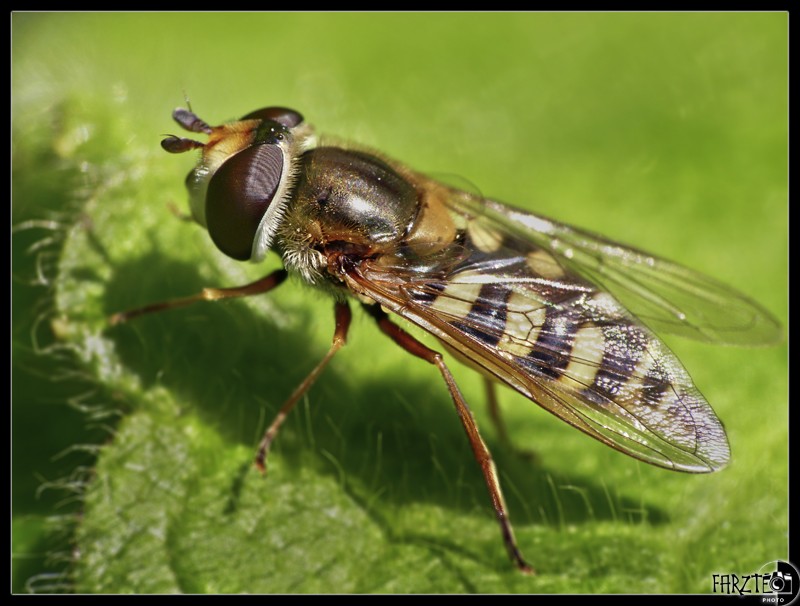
[13,12,787,594]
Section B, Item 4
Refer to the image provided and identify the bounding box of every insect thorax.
[275,146,425,287]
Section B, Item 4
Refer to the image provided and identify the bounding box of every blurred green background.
[12,13,787,594]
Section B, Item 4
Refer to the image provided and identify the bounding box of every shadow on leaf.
[103,252,670,537]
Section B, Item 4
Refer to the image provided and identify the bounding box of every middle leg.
[362,303,534,574]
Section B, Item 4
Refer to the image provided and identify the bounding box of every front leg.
[255,301,352,472]
[109,269,288,325]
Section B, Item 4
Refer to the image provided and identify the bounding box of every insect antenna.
[160,135,205,153]
[159,107,214,153]
[172,107,213,134]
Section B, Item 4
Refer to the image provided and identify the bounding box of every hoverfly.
[111,105,780,573]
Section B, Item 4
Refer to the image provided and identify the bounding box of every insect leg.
[484,378,511,445]
[484,378,537,463]
[109,269,288,325]
[363,304,534,574]
[254,301,352,473]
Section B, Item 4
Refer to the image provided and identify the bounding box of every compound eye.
[241,106,303,128]
[205,144,284,260]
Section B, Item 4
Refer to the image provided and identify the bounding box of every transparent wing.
[443,192,782,346]
[345,201,742,472]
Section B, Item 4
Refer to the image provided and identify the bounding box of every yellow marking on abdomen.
[559,325,606,392]
[526,250,565,279]
[468,221,504,253]
[430,282,483,320]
